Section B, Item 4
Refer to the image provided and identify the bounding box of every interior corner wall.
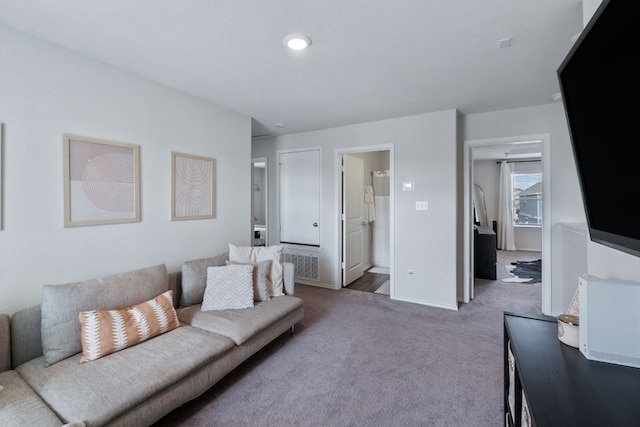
[462,103,586,314]
[0,24,251,315]
[253,109,459,310]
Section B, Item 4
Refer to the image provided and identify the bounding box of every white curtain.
[498,161,516,250]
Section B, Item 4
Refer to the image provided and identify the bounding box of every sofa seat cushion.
[16,325,234,426]
[177,295,303,345]
[0,370,63,427]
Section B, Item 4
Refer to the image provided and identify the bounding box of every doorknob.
[361,221,367,226]
[313,223,318,227]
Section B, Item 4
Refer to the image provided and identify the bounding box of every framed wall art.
[171,152,216,220]
[63,134,140,227]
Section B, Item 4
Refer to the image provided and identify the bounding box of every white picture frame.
[171,152,216,220]
[63,134,140,227]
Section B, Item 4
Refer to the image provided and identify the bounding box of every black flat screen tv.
[558,0,640,257]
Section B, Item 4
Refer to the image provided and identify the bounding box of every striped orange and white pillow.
[78,290,180,363]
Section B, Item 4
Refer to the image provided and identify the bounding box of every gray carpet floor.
[155,252,542,427]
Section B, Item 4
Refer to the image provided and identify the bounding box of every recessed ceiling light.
[273,122,287,128]
[283,34,311,50]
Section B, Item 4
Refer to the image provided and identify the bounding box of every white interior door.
[279,149,320,246]
[342,155,365,286]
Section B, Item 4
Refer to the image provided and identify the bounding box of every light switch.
[403,182,414,191]
[416,201,429,211]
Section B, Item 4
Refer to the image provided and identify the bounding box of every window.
[512,172,542,226]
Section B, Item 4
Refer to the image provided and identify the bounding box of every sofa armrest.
[283,262,295,296]
[0,314,10,372]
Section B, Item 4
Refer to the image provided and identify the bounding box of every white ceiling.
[0,0,582,137]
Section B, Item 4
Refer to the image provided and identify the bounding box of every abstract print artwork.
[171,152,215,220]
[64,135,140,227]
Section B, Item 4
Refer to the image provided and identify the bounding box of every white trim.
[394,295,459,311]
[463,134,551,314]
[335,144,395,296]
[297,279,334,289]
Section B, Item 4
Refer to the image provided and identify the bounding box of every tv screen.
[558,0,640,257]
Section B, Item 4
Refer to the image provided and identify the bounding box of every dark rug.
[504,259,541,283]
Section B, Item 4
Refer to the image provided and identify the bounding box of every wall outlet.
[407,269,414,278]
[416,201,429,211]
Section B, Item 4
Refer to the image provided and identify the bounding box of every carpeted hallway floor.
[155,271,542,427]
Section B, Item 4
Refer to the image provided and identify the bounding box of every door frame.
[335,144,395,295]
[251,157,268,245]
[462,134,551,314]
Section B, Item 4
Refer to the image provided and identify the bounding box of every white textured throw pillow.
[229,244,284,296]
[202,265,254,311]
[227,260,271,302]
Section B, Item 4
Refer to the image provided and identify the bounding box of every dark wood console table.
[474,226,496,280]
[503,312,640,426]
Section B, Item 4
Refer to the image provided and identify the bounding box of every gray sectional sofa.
[0,252,304,426]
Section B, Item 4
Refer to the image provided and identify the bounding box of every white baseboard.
[393,295,459,311]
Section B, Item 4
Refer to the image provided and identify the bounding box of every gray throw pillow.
[180,253,229,307]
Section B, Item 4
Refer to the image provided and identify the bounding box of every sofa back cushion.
[180,253,229,307]
[41,264,168,367]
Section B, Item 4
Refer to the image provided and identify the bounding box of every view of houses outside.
[513,172,542,225]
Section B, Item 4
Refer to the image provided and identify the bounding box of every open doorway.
[251,158,267,247]
[338,147,393,296]
[463,134,551,313]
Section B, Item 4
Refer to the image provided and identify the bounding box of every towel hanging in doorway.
[365,185,375,222]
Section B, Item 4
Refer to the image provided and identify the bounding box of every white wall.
[582,0,603,27]
[0,25,251,315]
[253,110,459,310]
[462,103,585,314]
